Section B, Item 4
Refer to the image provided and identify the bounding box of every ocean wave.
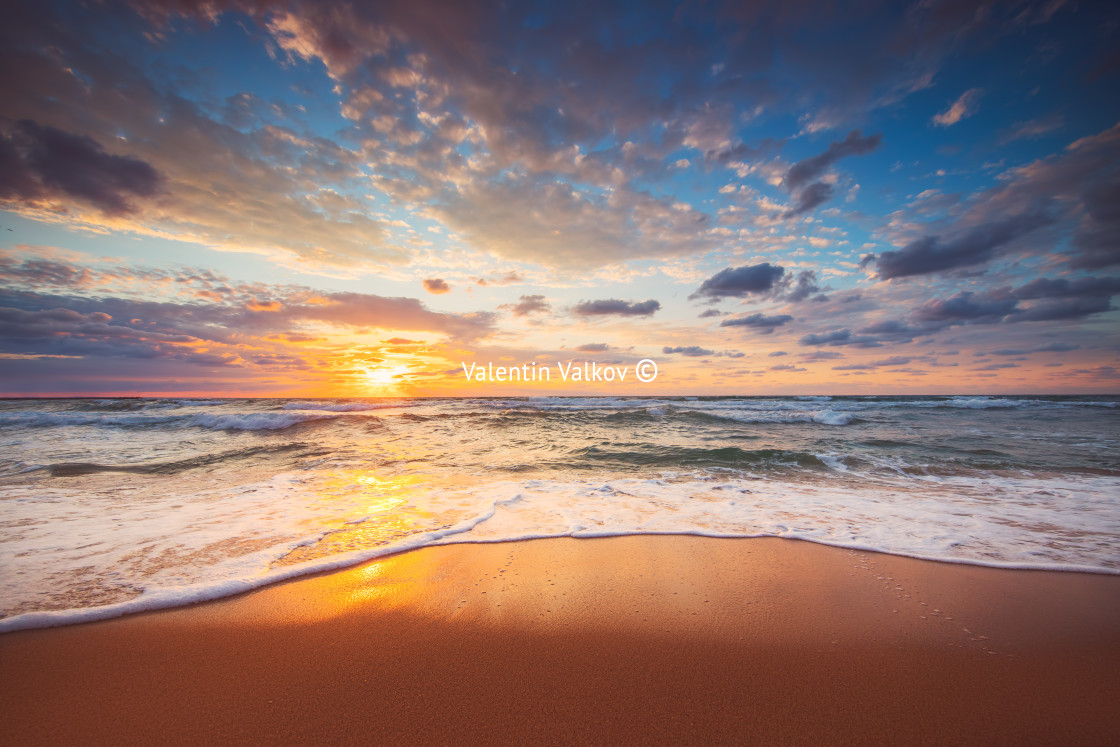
[46,443,315,477]
[0,409,378,432]
[695,408,857,426]
[568,445,828,470]
[0,411,183,428]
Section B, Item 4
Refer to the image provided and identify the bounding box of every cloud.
[422,278,450,294]
[931,88,982,127]
[913,291,1019,324]
[783,182,835,218]
[857,320,916,339]
[576,343,611,352]
[906,276,1119,329]
[799,329,852,346]
[1012,276,1120,299]
[991,343,1078,355]
[782,130,882,191]
[799,350,844,361]
[1071,180,1120,269]
[698,308,726,318]
[663,346,715,357]
[502,294,551,317]
[720,313,793,334]
[572,298,661,317]
[1008,295,1114,321]
[0,120,163,215]
[886,122,1120,273]
[476,271,524,286]
[783,270,823,302]
[798,328,882,347]
[428,178,718,268]
[0,17,403,271]
[0,255,96,288]
[873,209,1054,279]
[0,281,496,367]
[999,112,1064,144]
[690,263,785,300]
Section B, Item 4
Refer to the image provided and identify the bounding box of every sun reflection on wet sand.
[273,470,432,567]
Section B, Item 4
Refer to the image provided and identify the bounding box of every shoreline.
[3,535,1120,743]
[6,531,1118,635]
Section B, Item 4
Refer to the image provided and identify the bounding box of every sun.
[360,363,411,390]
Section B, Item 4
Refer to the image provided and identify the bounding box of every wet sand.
[2,535,1120,744]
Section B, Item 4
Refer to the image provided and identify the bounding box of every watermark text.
[460,359,658,384]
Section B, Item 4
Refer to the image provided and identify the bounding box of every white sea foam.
[3,469,1119,632]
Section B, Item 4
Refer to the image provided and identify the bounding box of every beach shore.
[3,535,1119,744]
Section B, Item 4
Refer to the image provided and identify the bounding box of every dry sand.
[3,535,1120,745]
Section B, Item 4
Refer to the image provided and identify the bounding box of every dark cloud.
[0,256,96,288]
[913,291,1019,324]
[1071,181,1120,269]
[698,308,726,318]
[783,182,835,218]
[690,263,785,300]
[576,343,611,352]
[857,320,916,339]
[769,363,806,372]
[0,279,495,369]
[573,298,661,317]
[0,120,163,215]
[884,123,1120,277]
[991,343,1078,355]
[502,294,551,317]
[874,209,1054,279]
[422,278,451,294]
[719,313,793,334]
[663,345,714,357]
[800,329,851,346]
[908,275,1119,329]
[1012,276,1120,300]
[703,138,785,167]
[1010,296,1114,322]
[782,130,881,191]
[798,328,883,348]
[783,270,823,302]
[799,350,843,361]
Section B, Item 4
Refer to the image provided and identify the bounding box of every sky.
[1,0,1118,396]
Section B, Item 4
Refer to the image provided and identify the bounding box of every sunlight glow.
[360,363,411,390]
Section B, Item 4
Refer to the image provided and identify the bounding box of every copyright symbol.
[635,358,658,383]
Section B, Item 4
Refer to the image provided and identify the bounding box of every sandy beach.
[2,535,1119,744]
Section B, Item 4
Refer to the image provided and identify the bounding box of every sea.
[1,395,1118,631]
